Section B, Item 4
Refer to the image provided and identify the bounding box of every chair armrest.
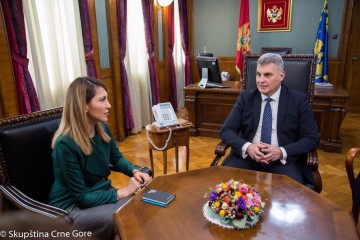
[345,147,360,187]
[307,150,322,193]
[307,150,319,169]
[210,141,230,166]
[0,184,73,224]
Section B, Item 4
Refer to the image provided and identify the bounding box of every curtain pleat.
[1,0,40,113]
[168,3,177,110]
[178,0,191,86]
[116,0,134,135]
[141,0,160,105]
[78,0,98,78]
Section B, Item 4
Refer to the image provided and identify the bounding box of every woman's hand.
[117,177,142,199]
[133,171,151,185]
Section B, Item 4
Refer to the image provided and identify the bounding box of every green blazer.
[48,124,137,210]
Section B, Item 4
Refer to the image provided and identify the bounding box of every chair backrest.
[261,47,292,54]
[242,54,317,104]
[0,108,62,204]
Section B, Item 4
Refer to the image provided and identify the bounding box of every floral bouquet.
[203,179,265,229]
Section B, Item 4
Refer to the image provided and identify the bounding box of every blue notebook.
[142,189,176,207]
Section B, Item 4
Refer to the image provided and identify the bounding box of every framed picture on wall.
[257,0,293,32]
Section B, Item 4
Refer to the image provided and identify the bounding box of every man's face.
[256,63,285,96]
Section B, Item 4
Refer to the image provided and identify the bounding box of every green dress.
[48,123,137,210]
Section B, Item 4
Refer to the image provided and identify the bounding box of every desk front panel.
[195,91,239,137]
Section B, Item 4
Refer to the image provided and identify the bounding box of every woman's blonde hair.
[52,77,111,155]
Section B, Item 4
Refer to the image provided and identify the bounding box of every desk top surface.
[114,166,358,240]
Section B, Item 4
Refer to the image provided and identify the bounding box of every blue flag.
[313,0,329,83]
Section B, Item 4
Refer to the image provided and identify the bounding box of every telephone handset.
[152,102,179,128]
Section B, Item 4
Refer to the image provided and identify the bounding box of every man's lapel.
[277,86,289,142]
[253,92,262,133]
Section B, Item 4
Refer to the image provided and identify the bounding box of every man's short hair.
[257,53,284,71]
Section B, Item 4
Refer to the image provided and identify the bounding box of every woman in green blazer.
[48,77,151,239]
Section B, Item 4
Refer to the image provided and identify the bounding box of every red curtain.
[178,0,191,86]
[1,0,40,113]
[141,0,160,105]
[116,0,134,135]
[167,3,177,110]
[78,0,98,78]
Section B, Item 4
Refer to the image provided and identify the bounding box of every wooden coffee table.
[145,118,192,175]
[114,166,359,239]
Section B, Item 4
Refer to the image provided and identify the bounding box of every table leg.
[175,146,179,173]
[149,148,154,176]
[186,145,189,171]
[163,150,167,174]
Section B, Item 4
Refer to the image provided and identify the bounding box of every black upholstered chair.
[0,108,152,223]
[211,54,322,193]
[345,147,360,224]
[0,108,71,222]
[261,47,292,54]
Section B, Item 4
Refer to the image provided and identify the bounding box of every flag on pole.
[236,0,250,80]
[313,0,329,83]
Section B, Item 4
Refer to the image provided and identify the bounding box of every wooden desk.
[184,82,349,153]
[313,86,350,153]
[145,118,192,175]
[184,81,241,137]
[114,166,358,239]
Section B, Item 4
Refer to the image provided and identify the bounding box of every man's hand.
[246,143,268,164]
[259,142,283,163]
[246,143,282,164]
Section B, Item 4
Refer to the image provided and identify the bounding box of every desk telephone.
[152,102,179,128]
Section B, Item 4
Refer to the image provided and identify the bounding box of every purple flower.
[237,196,247,211]
[209,191,217,201]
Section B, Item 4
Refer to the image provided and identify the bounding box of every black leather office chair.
[211,54,322,193]
[261,47,292,54]
[345,147,360,224]
[0,108,152,223]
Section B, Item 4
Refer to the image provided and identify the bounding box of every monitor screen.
[197,52,214,57]
[196,56,222,84]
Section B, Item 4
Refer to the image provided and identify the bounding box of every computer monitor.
[197,52,214,57]
[196,56,222,84]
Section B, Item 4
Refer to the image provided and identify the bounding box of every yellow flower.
[222,184,228,190]
[254,207,259,213]
[235,191,241,197]
[214,201,220,207]
[219,210,225,217]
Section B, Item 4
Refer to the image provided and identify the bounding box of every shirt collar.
[261,85,281,102]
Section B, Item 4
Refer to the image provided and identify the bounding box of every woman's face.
[86,86,111,126]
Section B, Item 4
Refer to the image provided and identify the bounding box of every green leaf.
[232,218,246,229]
[220,217,231,224]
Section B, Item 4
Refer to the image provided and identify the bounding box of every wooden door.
[344,0,360,110]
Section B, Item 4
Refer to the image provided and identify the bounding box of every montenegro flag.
[313,0,329,83]
[236,0,250,80]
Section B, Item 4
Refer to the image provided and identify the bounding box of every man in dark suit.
[220,53,319,184]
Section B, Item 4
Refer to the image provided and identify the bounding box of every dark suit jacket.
[220,85,320,163]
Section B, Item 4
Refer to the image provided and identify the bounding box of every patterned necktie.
[261,98,272,144]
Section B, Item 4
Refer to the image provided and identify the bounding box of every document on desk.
[142,189,176,207]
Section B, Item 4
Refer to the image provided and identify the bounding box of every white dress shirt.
[241,86,288,164]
